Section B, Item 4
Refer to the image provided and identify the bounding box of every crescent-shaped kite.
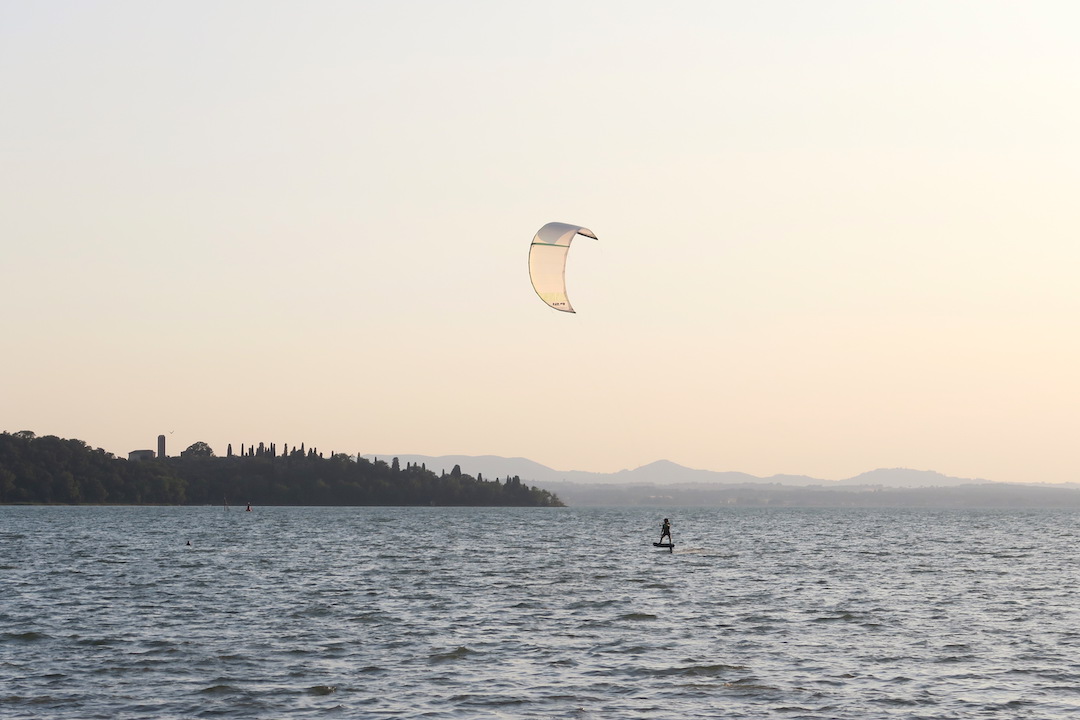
[528,222,597,313]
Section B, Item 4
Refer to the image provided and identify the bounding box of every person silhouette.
[659,518,671,544]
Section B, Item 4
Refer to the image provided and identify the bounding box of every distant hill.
[836,468,989,488]
[541,480,1080,509]
[359,455,1080,508]
[363,455,986,488]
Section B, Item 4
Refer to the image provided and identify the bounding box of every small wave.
[429,646,476,663]
[611,645,653,655]
[812,613,862,622]
[133,646,180,660]
[657,663,746,677]
[307,685,337,695]
[200,684,239,694]
[568,599,621,610]
[865,656,913,665]
[449,694,528,707]
[78,637,119,647]
[871,696,929,707]
[4,693,68,706]
[290,605,333,619]
[672,548,732,557]
[142,639,176,649]
[215,653,246,661]
[511,601,538,609]
[741,614,782,624]
[1,631,48,642]
[723,677,780,692]
[285,648,317,657]
[618,612,657,622]
[988,699,1033,709]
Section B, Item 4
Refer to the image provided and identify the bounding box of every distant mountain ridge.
[361,455,991,488]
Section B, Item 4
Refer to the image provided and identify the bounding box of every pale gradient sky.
[2,1,1078,483]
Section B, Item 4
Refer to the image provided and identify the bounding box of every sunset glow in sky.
[2,1,1078,483]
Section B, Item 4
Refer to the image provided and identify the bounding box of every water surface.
[2,506,1079,718]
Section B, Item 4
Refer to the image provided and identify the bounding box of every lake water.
[2,506,1080,719]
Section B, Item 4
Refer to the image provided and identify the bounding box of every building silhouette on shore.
[128,434,166,462]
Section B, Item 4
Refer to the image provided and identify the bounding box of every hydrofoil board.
[653,542,674,548]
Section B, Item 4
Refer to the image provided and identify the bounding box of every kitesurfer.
[659,518,671,544]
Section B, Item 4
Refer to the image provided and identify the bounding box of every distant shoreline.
[0,432,563,508]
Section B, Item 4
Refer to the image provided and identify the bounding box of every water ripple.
[2,506,1080,718]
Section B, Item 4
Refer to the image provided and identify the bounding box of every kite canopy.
[528,222,597,313]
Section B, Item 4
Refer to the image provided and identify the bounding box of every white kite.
[528,222,597,313]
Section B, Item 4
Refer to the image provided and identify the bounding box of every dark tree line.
[0,432,563,508]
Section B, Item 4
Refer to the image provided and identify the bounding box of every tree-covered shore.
[0,432,563,507]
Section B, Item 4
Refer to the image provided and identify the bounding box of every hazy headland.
[0,432,561,508]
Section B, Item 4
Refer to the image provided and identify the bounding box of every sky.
[2,1,1078,484]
